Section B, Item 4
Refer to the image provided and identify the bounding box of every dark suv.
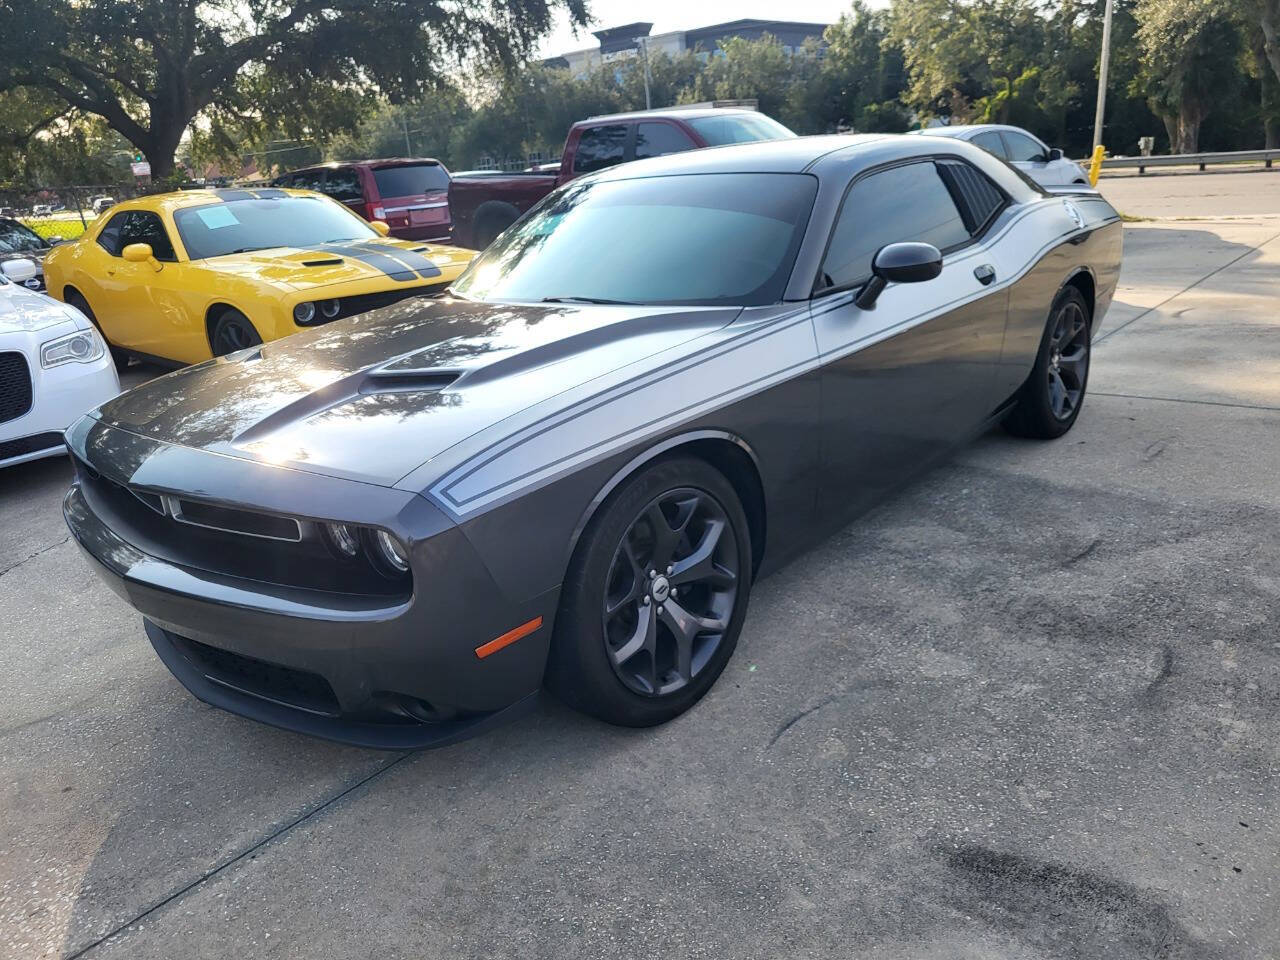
[273,159,452,242]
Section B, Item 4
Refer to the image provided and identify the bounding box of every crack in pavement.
[0,535,71,579]
[1091,392,1280,412]
[1095,227,1280,345]
[64,753,411,959]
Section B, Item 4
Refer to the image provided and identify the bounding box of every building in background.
[545,18,831,75]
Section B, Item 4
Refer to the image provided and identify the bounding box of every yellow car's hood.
[199,240,473,292]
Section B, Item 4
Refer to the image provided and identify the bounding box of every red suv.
[272,159,453,242]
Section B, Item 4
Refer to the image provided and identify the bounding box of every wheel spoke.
[658,597,727,680]
[643,497,695,569]
[611,602,656,666]
[669,519,733,587]
[1049,370,1068,416]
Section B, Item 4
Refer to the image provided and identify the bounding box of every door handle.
[974,264,996,286]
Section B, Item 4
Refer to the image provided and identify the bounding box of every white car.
[0,259,120,468]
[907,124,1091,187]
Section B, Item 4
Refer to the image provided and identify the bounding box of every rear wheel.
[546,456,753,726]
[1003,286,1091,439]
[209,308,262,357]
[65,289,129,371]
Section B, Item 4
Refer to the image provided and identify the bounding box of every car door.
[89,210,199,361]
[1001,130,1058,186]
[810,158,1012,523]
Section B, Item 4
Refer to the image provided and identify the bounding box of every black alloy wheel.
[1047,297,1090,421]
[547,456,753,727]
[602,486,740,698]
[210,309,263,356]
[1004,286,1092,439]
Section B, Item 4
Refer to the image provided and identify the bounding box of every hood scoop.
[361,368,460,394]
[301,257,344,267]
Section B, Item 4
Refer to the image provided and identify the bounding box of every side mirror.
[370,220,391,237]
[122,242,154,263]
[856,242,943,309]
[46,236,64,246]
[1048,148,1064,161]
[1,258,38,284]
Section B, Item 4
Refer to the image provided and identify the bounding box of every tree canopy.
[0,0,587,180]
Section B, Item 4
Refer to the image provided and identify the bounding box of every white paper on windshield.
[197,207,239,229]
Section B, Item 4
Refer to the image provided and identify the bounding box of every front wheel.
[546,456,753,727]
[209,309,262,357]
[1003,286,1092,439]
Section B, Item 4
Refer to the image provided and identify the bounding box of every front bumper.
[63,418,557,749]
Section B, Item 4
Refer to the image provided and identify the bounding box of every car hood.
[197,240,474,292]
[90,297,741,486]
[0,280,81,332]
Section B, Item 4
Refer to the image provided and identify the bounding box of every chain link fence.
[0,183,144,244]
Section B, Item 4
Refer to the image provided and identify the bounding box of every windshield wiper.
[227,245,283,254]
[540,295,636,305]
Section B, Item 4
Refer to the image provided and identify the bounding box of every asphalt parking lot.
[3,174,1279,958]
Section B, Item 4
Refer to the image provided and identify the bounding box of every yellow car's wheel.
[209,309,263,357]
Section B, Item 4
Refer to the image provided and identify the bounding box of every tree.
[1136,0,1245,153]
[804,2,909,133]
[0,0,587,182]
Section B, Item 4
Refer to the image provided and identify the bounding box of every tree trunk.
[1161,113,1178,153]
[1261,2,1280,90]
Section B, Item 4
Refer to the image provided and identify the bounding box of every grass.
[21,217,88,241]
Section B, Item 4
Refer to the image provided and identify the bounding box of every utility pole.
[1092,0,1115,150]
[402,113,413,156]
[636,36,653,110]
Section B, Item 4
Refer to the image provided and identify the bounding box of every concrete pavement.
[2,214,1279,959]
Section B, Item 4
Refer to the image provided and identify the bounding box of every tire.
[65,289,130,371]
[209,308,262,357]
[1003,286,1092,439]
[546,456,753,727]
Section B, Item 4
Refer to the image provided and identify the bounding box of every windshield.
[373,164,450,197]
[452,173,817,307]
[173,195,378,259]
[687,114,796,146]
[0,219,46,253]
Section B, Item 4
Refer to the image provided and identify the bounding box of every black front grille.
[0,352,33,424]
[0,431,63,460]
[299,285,448,327]
[170,634,341,717]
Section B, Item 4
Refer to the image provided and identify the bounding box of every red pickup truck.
[448,106,795,249]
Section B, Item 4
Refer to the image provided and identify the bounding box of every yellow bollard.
[1089,145,1106,187]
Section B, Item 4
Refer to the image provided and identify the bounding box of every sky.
[535,0,887,58]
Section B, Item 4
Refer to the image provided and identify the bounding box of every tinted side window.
[99,211,176,260]
[0,218,46,253]
[323,168,364,202]
[572,124,628,174]
[291,169,325,192]
[972,131,1008,159]
[1004,132,1047,163]
[96,212,129,255]
[634,122,696,160]
[937,159,1007,235]
[820,162,970,289]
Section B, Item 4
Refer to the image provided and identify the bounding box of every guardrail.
[1097,148,1280,175]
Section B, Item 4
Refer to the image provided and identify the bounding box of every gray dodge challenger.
[63,135,1123,749]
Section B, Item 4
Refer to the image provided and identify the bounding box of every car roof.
[589,134,887,178]
[906,124,1040,139]
[580,107,758,124]
[107,187,333,215]
[284,158,444,172]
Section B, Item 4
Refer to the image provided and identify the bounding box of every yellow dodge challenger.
[43,188,475,366]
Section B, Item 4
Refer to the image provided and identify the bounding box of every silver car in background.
[908,124,1091,186]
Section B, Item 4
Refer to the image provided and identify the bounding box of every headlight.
[322,522,361,558]
[41,329,104,368]
[372,530,410,572]
[293,302,317,325]
[320,299,340,319]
